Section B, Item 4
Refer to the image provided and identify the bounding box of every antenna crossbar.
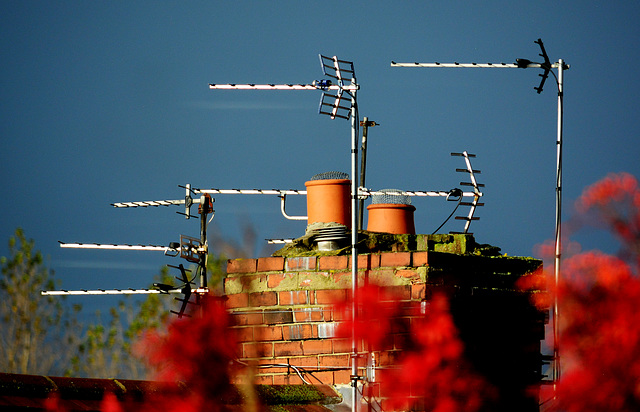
[390,62,548,69]
[58,242,173,252]
[359,189,480,198]
[112,199,193,208]
[266,238,294,244]
[192,187,481,198]
[208,83,358,91]
[194,188,307,196]
[42,288,209,296]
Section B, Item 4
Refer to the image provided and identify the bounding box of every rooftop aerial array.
[43,40,567,408]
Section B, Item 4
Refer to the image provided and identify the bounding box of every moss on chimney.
[272,232,502,258]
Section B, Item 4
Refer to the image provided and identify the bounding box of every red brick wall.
[224,250,547,410]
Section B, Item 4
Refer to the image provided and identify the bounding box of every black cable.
[432,189,463,234]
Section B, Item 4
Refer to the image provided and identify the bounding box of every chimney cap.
[309,171,349,181]
[372,188,412,205]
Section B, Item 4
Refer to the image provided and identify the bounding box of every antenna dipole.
[392,38,567,394]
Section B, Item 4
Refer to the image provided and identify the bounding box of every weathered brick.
[286,256,317,271]
[257,257,285,272]
[253,375,273,385]
[319,255,349,270]
[274,341,303,357]
[315,289,347,305]
[275,355,318,369]
[319,354,350,368]
[329,307,347,322]
[380,252,412,267]
[303,339,332,355]
[254,325,283,342]
[243,342,273,358]
[293,307,324,322]
[257,359,289,373]
[411,284,426,300]
[278,290,308,305]
[412,251,429,267]
[333,338,365,354]
[231,274,268,294]
[225,293,249,309]
[299,272,333,289]
[249,291,277,307]
[385,285,411,300]
[267,273,285,288]
[224,276,244,295]
[311,371,335,385]
[331,338,351,354]
[232,311,263,326]
[267,272,298,289]
[283,324,314,341]
[349,253,380,270]
[368,268,406,287]
[330,271,354,289]
[333,369,351,385]
[234,326,254,342]
[263,308,293,325]
[273,373,306,385]
[227,258,258,274]
[317,322,338,339]
[395,269,419,280]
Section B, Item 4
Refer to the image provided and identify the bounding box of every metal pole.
[358,118,369,230]
[553,58,564,393]
[200,207,208,290]
[350,83,359,412]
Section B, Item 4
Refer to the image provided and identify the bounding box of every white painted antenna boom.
[42,288,209,296]
[59,242,174,252]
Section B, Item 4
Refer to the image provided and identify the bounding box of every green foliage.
[72,254,228,379]
[70,267,175,379]
[1,227,231,379]
[0,228,82,376]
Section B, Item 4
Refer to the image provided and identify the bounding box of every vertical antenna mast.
[358,118,378,230]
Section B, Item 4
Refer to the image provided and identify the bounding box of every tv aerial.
[42,184,214,318]
[391,38,567,388]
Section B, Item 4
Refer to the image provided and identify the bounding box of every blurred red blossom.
[132,294,244,412]
[572,172,640,261]
[529,173,640,411]
[100,392,124,412]
[44,392,67,412]
[336,285,494,411]
[382,293,494,412]
[334,284,409,350]
[553,251,640,411]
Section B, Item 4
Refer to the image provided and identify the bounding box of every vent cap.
[309,171,349,181]
[372,188,412,205]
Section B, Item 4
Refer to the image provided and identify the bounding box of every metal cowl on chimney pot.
[366,189,416,235]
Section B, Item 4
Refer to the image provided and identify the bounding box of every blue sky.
[2,2,639,306]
